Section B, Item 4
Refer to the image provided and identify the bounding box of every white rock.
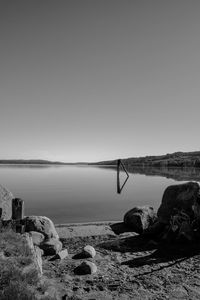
[83,245,96,258]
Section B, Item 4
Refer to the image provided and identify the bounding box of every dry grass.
[0,227,40,300]
[0,226,61,300]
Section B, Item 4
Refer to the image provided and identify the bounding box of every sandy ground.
[42,222,200,300]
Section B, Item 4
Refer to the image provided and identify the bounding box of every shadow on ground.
[97,222,200,271]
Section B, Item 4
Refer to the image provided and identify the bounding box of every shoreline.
[55,220,121,239]
[55,220,120,227]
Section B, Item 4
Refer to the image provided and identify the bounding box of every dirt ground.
[42,222,200,300]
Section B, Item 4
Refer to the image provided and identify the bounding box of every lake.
[0,165,200,224]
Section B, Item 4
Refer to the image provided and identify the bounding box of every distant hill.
[94,151,200,168]
[0,159,90,165]
[0,159,66,165]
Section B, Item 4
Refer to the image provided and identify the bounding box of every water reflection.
[126,166,200,182]
[98,165,200,182]
[0,165,199,223]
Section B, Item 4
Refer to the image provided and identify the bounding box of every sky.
[0,0,200,162]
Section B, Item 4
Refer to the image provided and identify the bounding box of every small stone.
[53,249,68,260]
[0,251,5,259]
[62,274,73,282]
[73,245,96,259]
[97,285,104,291]
[74,261,97,275]
[169,287,188,299]
[29,231,45,246]
[86,279,94,285]
[83,245,96,258]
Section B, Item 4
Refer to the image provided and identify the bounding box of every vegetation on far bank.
[1,151,200,168]
[95,151,200,168]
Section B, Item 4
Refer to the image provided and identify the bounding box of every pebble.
[83,245,96,258]
[74,261,97,275]
[55,249,68,260]
[72,245,96,259]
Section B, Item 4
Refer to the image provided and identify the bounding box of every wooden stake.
[12,198,24,220]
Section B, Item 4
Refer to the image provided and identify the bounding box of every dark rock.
[74,261,97,275]
[40,238,62,256]
[23,216,59,239]
[157,182,200,224]
[124,206,157,233]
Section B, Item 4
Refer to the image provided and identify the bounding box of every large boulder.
[124,206,157,234]
[157,182,200,224]
[23,216,59,240]
[0,185,13,220]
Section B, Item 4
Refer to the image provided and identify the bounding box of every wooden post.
[12,198,24,220]
[12,198,25,233]
[116,159,129,194]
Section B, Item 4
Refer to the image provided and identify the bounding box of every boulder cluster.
[22,216,62,255]
[124,181,200,243]
[21,216,97,275]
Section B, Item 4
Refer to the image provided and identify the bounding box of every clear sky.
[0,0,200,162]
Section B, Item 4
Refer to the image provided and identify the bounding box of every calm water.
[0,165,199,224]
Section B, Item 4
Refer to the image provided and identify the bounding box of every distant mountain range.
[94,151,200,168]
[0,159,69,165]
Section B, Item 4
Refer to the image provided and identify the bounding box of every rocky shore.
[1,182,200,299]
[42,221,200,299]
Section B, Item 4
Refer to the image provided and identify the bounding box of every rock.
[74,261,97,275]
[0,184,14,220]
[177,221,194,242]
[40,238,62,256]
[83,245,96,258]
[23,233,43,277]
[29,231,45,246]
[53,249,68,260]
[34,246,43,275]
[169,287,188,299]
[73,245,96,259]
[23,216,59,239]
[124,206,157,234]
[157,182,200,224]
